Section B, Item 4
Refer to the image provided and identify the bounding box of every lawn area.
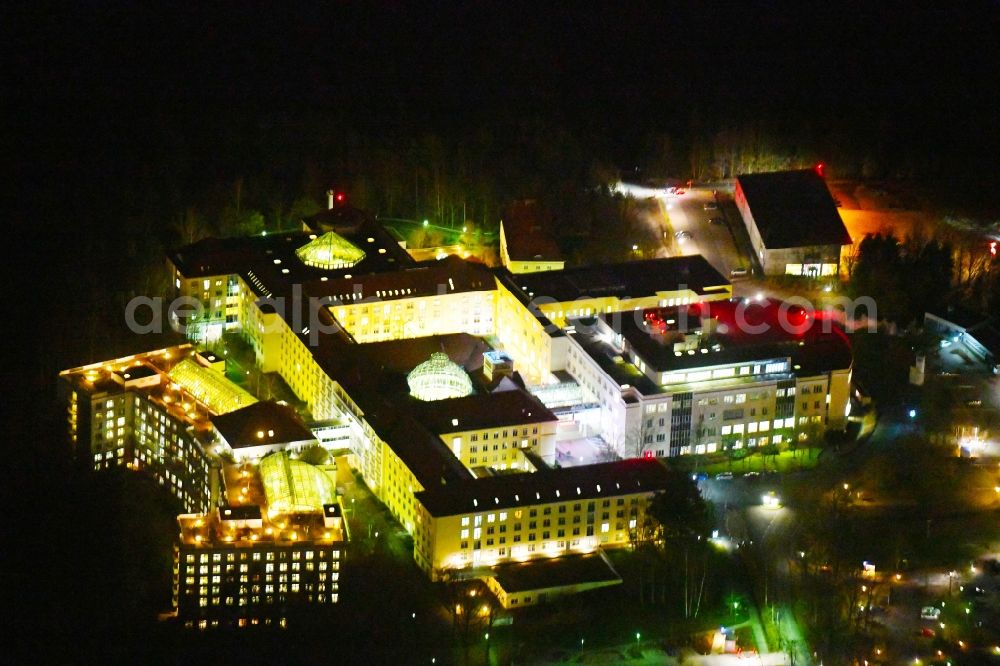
[671,448,824,477]
[497,547,755,663]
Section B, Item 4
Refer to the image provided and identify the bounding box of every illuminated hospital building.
[62,197,852,615]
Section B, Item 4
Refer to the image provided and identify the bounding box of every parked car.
[709,217,725,225]
[674,230,692,241]
[730,267,748,278]
[920,606,941,620]
[716,472,733,480]
[704,201,718,210]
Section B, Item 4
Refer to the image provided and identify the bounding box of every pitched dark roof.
[967,319,1000,357]
[502,200,563,262]
[925,304,989,331]
[353,334,490,377]
[307,254,496,304]
[210,401,315,449]
[302,204,373,234]
[736,169,852,248]
[414,458,674,517]
[409,389,557,435]
[507,255,729,303]
[363,404,475,488]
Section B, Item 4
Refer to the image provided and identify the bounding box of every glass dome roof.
[296,231,366,270]
[407,352,474,401]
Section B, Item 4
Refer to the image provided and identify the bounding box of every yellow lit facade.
[499,217,565,274]
[330,289,496,343]
[443,421,556,471]
[173,272,243,341]
[61,347,219,513]
[154,219,850,589]
[533,287,732,330]
[421,490,653,577]
[493,279,565,383]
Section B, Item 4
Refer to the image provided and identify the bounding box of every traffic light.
[815,162,825,177]
[990,240,997,257]
[335,192,345,203]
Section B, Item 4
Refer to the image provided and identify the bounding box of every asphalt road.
[662,188,747,279]
[614,182,749,278]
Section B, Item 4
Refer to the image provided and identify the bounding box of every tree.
[647,471,714,617]
[172,207,207,245]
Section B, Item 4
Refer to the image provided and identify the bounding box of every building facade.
[734,170,852,277]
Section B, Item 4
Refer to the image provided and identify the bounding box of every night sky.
[8,2,998,167]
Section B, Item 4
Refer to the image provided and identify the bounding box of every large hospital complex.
[61,192,852,625]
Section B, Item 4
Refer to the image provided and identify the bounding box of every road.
[700,475,812,666]
[614,182,748,279]
[663,189,747,279]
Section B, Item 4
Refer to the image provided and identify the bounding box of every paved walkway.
[684,653,789,665]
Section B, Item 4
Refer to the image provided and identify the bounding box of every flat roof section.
[508,255,729,304]
[490,552,621,594]
[606,300,852,376]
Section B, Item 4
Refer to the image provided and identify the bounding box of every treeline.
[27,104,995,386]
[847,231,1000,324]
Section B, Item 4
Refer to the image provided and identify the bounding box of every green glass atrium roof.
[259,451,337,515]
[407,352,475,401]
[167,358,258,414]
[295,231,366,270]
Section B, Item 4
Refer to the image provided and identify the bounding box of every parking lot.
[661,188,750,279]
